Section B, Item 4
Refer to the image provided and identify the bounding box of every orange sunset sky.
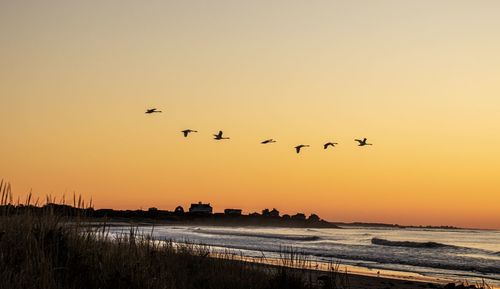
[1,1,499,229]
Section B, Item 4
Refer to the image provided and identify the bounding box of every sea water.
[108,225,500,285]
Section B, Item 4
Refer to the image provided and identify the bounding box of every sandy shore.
[253,262,483,289]
[289,267,443,289]
[213,253,486,289]
[97,222,497,289]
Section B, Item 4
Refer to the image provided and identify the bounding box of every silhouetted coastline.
[0,203,484,289]
[0,203,338,228]
[0,203,464,230]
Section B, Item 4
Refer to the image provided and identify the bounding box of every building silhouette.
[224,209,242,215]
[189,202,212,214]
[174,206,184,214]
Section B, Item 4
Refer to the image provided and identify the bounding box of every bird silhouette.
[261,139,276,144]
[324,142,338,149]
[213,131,230,140]
[355,138,372,146]
[295,144,310,154]
[182,129,198,137]
[145,108,162,114]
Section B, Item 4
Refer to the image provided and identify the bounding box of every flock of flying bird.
[145,108,373,153]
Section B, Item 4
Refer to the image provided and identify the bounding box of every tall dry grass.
[0,180,316,289]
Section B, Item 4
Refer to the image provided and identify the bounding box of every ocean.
[108,225,500,285]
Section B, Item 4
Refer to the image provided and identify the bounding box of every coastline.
[2,210,497,289]
[215,253,499,289]
[3,202,498,289]
[208,253,477,289]
[101,221,500,288]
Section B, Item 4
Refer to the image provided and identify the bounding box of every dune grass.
[0,181,319,289]
[0,214,310,289]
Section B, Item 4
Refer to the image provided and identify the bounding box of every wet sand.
[255,262,479,289]
[213,253,480,289]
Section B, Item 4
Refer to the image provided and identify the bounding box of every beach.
[211,253,457,289]
[106,224,500,287]
[1,205,498,289]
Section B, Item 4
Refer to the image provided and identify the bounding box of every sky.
[1,0,499,229]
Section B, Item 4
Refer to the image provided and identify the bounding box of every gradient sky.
[1,0,499,229]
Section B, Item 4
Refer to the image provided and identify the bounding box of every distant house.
[174,206,184,214]
[269,208,280,217]
[249,212,260,217]
[147,207,162,218]
[291,213,306,220]
[189,202,213,214]
[224,209,242,215]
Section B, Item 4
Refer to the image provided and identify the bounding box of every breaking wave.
[371,237,452,248]
[194,229,321,241]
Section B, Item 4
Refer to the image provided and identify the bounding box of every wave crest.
[371,237,451,248]
[195,229,321,241]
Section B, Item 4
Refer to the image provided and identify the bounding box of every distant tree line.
[0,203,339,228]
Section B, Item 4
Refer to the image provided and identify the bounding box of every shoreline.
[210,251,454,284]
[100,221,499,288]
[209,253,463,289]
[2,211,497,289]
[212,253,499,289]
[102,229,497,288]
